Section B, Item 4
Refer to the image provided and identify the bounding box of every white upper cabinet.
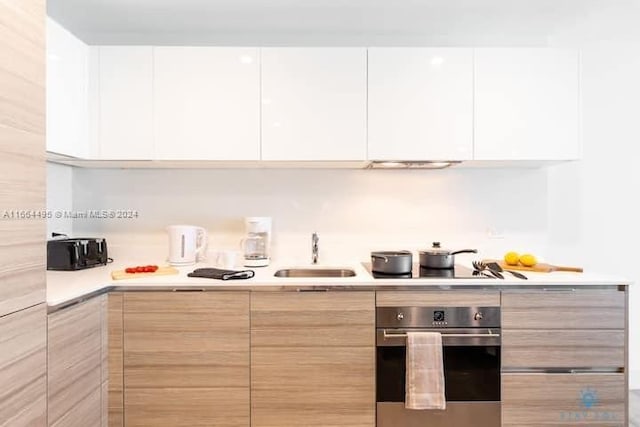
[261,48,367,161]
[368,48,473,161]
[474,48,580,161]
[154,47,260,160]
[98,46,154,160]
[46,18,89,158]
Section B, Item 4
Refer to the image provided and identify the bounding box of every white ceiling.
[48,0,604,46]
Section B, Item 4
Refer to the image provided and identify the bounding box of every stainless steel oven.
[376,306,501,427]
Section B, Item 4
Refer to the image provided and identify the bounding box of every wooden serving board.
[483,259,583,273]
[111,266,179,280]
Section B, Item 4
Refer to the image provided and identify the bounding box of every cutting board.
[111,266,179,280]
[483,260,583,273]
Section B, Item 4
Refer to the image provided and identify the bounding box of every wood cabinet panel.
[50,386,101,427]
[377,291,500,307]
[123,292,250,427]
[502,329,625,368]
[107,293,123,427]
[125,388,249,427]
[251,292,375,427]
[48,297,103,426]
[502,291,625,329]
[0,0,45,318]
[0,304,47,427]
[502,373,626,425]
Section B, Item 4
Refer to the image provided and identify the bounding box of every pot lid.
[420,242,452,255]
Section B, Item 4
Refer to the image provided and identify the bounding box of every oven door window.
[377,345,501,402]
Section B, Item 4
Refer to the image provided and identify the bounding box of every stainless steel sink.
[273,268,356,278]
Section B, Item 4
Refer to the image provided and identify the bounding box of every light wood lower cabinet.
[0,304,47,427]
[502,373,626,426]
[123,292,250,427]
[251,292,375,427]
[107,293,123,427]
[48,295,106,427]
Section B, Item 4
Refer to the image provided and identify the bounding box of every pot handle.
[371,254,389,263]
[450,249,478,256]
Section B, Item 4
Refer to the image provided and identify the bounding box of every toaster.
[47,237,109,271]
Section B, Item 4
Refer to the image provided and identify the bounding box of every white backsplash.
[65,167,549,264]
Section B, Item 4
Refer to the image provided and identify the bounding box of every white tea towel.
[405,332,446,410]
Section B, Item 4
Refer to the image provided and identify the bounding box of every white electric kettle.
[166,225,208,266]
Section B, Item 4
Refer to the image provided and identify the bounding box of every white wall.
[71,167,549,265]
[46,163,73,237]
[548,1,640,389]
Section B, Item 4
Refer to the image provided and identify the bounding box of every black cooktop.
[365,263,492,279]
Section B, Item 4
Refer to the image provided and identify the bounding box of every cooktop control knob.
[396,312,404,321]
[474,312,483,321]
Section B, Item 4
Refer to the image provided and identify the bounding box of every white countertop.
[46,256,631,308]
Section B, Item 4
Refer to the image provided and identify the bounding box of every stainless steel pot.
[371,251,413,275]
[419,242,477,269]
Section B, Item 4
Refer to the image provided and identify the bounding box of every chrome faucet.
[311,232,319,264]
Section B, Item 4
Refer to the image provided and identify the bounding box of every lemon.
[519,254,537,267]
[504,252,520,266]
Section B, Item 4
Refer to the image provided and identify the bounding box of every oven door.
[376,328,501,427]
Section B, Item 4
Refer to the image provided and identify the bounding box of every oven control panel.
[433,310,446,325]
[376,306,501,329]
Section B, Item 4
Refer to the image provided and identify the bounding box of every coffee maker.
[241,217,271,267]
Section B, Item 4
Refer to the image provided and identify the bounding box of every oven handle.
[383,330,500,339]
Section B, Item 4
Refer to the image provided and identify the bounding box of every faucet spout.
[311,232,319,264]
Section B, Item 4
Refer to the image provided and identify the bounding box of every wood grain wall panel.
[0,0,45,318]
[0,304,47,427]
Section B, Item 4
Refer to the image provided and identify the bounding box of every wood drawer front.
[502,291,625,329]
[377,291,500,307]
[502,373,626,426]
[502,329,625,368]
[0,304,47,427]
[251,292,374,347]
[48,298,103,426]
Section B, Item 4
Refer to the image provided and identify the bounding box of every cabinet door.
[502,373,626,426]
[261,48,367,161]
[98,46,153,159]
[0,305,47,427]
[368,48,473,160]
[48,297,103,427]
[123,292,250,427]
[46,18,89,158]
[251,292,375,427]
[474,48,580,160]
[154,47,260,160]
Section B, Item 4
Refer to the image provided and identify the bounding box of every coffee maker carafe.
[242,217,271,267]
